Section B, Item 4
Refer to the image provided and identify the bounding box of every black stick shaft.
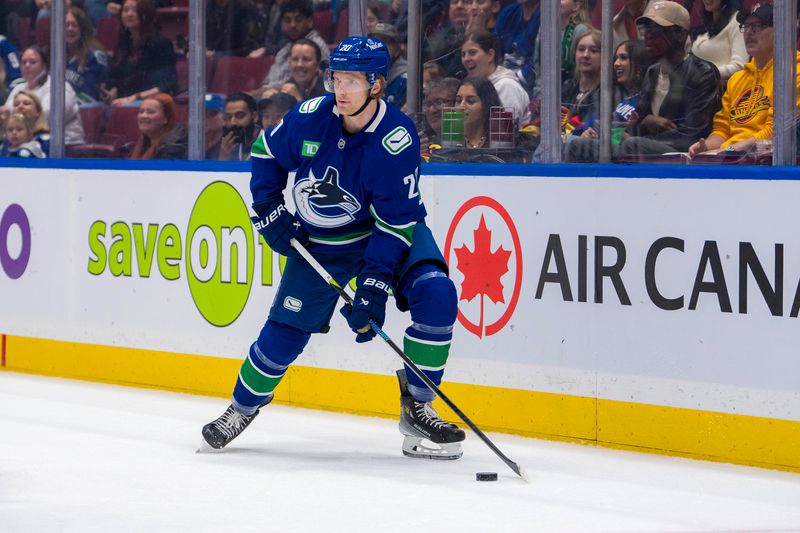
[290,239,528,481]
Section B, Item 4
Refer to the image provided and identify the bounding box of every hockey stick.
[290,238,529,482]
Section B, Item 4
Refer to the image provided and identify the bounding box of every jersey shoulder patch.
[250,132,274,159]
[382,126,412,155]
[298,96,326,114]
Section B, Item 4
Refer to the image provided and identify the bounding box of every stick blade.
[508,461,530,483]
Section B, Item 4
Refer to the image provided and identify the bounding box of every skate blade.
[402,435,463,460]
[196,438,222,454]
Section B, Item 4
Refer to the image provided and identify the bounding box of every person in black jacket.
[103,0,178,106]
[206,0,262,57]
[621,0,721,156]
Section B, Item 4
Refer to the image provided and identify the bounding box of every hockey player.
[202,35,466,460]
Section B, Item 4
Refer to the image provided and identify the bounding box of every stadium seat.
[95,16,120,54]
[332,8,348,45]
[15,17,34,49]
[156,7,189,45]
[175,102,188,125]
[34,17,50,49]
[66,143,117,158]
[208,56,273,95]
[100,105,141,156]
[175,56,214,96]
[176,58,189,95]
[78,106,106,144]
[313,7,333,43]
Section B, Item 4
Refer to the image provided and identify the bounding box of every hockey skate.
[199,401,267,451]
[396,369,465,460]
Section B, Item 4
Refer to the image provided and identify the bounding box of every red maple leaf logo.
[454,215,511,338]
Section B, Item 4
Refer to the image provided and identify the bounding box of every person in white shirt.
[690,0,747,85]
[461,30,531,125]
[3,46,85,146]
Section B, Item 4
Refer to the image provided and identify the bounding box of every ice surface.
[1,372,799,533]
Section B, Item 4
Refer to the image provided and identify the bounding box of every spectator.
[393,0,450,45]
[206,0,262,57]
[252,0,329,90]
[466,0,503,32]
[204,93,225,159]
[0,60,9,104]
[613,0,653,50]
[252,0,284,56]
[66,5,109,104]
[258,92,297,130]
[130,92,187,159]
[416,76,460,149]
[218,91,261,161]
[422,61,445,93]
[366,1,382,34]
[690,0,746,85]
[561,29,602,136]
[689,1,797,156]
[84,0,114,25]
[425,0,472,78]
[564,39,652,162]
[11,90,50,154]
[103,0,178,106]
[34,0,73,21]
[370,23,408,109]
[4,46,85,146]
[0,35,21,89]
[106,0,174,16]
[462,30,530,125]
[1,112,46,158]
[621,0,721,156]
[533,0,590,95]
[494,0,541,91]
[0,105,6,143]
[261,38,324,102]
[455,76,503,148]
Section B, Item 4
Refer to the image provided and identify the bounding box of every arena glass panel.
[5,0,797,166]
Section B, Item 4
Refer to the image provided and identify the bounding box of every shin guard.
[232,320,310,414]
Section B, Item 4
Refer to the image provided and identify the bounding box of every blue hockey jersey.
[0,36,21,88]
[250,94,424,279]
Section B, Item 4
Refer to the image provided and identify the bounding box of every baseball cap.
[369,22,399,43]
[204,93,225,113]
[637,1,690,30]
[737,1,773,25]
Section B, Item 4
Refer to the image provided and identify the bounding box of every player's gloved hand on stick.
[341,272,392,343]
[251,201,308,258]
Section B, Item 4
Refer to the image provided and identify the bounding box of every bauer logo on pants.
[444,196,523,339]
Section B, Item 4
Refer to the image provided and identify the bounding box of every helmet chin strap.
[347,93,375,117]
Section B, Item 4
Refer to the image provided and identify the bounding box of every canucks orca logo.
[293,166,361,227]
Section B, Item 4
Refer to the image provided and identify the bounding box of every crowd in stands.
[0,0,795,163]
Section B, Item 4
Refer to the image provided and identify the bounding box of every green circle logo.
[187,181,254,326]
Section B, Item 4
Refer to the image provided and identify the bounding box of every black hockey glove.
[340,272,392,343]
[251,202,308,258]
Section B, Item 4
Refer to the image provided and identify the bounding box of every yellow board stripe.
[2,334,798,473]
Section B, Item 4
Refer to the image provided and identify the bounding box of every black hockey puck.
[476,472,498,482]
